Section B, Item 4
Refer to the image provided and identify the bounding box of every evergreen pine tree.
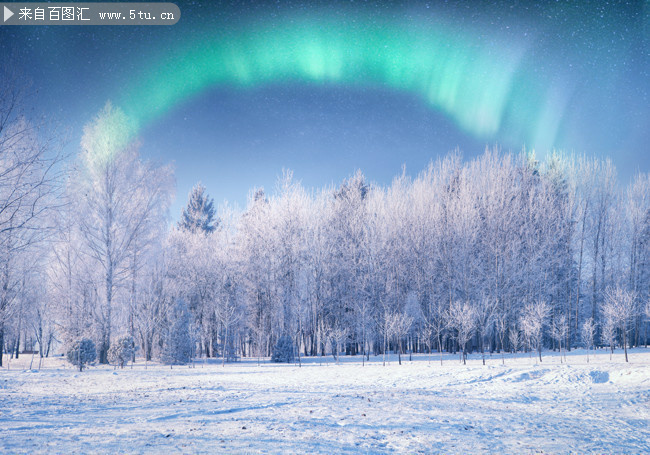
[161,298,193,365]
[178,183,219,233]
[271,335,295,363]
[66,338,97,372]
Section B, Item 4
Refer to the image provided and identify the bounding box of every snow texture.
[1,349,649,453]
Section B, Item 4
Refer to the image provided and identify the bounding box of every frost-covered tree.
[447,301,476,365]
[392,312,413,366]
[626,174,649,296]
[134,253,169,363]
[328,171,371,356]
[215,276,242,366]
[178,183,219,234]
[626,174,649,346]
[167,227,219,357]
[329,326,349,365]
[108,335,136,368]
[379,310,398,366]
[602,287,636,362]
[0,68,62,367]
[494,311,509,364]
[600,310,617,360]
[475,298,496,365]
[47,198,91,345]
[237,172,312,362]
[520,301,550,362]
[161,298,192,366]
[238,188,274,358]
[423,298,448,365]
[550,314,569,363]
[581,317,596,363]
[72,102,173,364]
[585,159,617,327]
[508,327,520,358]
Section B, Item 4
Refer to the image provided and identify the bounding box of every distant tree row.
[165,152,648,365]
[1,87,649,369]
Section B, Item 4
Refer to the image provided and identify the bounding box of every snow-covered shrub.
[108,335,136,368]
[66,338,96,372]
[271,335,295,363]
[161,298,192,365]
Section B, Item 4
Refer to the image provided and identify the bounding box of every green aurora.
[118,13,563,151]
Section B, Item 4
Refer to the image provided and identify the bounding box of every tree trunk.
[0,326,4,367]
[575,201,587,340]
[222,323,228,367]
[592,215,602,323]
[38,324,44,358]
[397,339,402,365]
[13,331,19,359]
[46,335,52,357]
[382,330,387,366]
[101,268,113,364]
[623,323,628,362]
[481,332,486,366]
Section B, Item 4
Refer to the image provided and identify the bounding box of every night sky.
[1,1,647,216]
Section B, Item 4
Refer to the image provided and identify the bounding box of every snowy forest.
[1,91,649,370]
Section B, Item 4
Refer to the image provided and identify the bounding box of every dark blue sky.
[1,1,647,217]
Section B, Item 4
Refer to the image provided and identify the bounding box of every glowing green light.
[118,14,561,150]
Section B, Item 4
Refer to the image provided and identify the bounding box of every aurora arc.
[119,14,560,150]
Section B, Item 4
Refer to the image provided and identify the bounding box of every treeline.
[1,98,649,368]
[167,149,647,364]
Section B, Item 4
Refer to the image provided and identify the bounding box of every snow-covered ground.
[2,349,649,454]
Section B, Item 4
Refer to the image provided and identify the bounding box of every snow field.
[1,349,649,454]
